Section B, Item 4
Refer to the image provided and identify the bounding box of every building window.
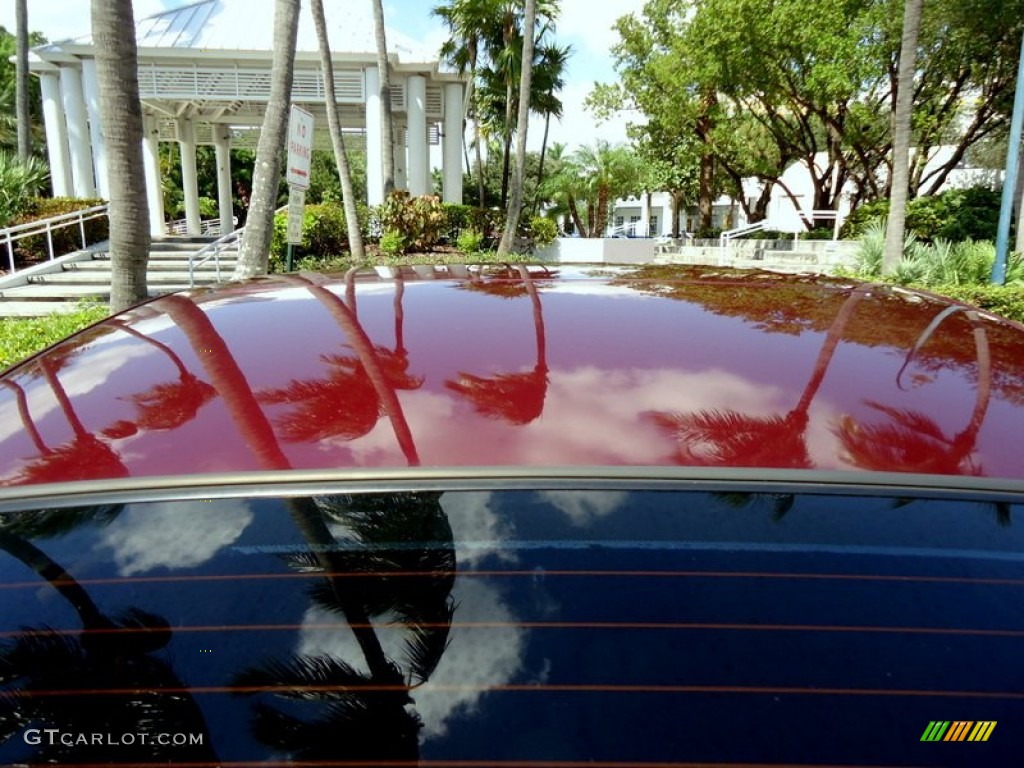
[650,216,659,236]
[615,216,624,227]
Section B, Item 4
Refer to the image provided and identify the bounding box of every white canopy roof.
[43,0,438,64]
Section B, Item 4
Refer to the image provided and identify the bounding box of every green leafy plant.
[528,216,558,248]
[0,152,49,227]
[379,229,408,257]
[269,202,367,270]
[456,228,484,254]
[6,197,109,268]
[377,190,447,251]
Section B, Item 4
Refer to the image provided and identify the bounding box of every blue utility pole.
[992,30,1024,284]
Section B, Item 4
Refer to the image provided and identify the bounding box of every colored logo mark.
[920,721,996,742]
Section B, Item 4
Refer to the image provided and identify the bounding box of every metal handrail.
[166,217,224,236]
[720,220,766,251]
[1,204,109,276]
[188,205,287,287]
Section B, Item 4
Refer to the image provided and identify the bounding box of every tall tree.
[434,0,490,208]
[91,0,149,313]
[498,0,537,255]
[882,0,924,275]
[234,0,300,279]
[371,0,396,195]
[310,0,365,260]
[14,0,29,161]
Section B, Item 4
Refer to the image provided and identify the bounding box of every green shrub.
[379,229,407,257]
[0,152,50,227]
[7,197,109,268]
[441,203,476,242]
[842,186,1004,243]
[269,202,365,271]
[528,216,558,248]
[923,284,1024,324]
[456,228,484,254]
[377,190,447,251]
[0,300,108,370]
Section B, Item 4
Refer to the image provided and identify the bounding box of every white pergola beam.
[214,124,234,235]
[443,83,464,204]
[81,59,109,199]
[39,72,73,197]
[407,75,429,196]
[176,119,202,236]
[364,66,384,205]
[142,116,166,237]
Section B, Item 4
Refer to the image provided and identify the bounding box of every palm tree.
[543,142,640,237]
[649,286,871,468]
[0,524,218,763]
[234,0,300,279]
[497,0,537,256]
[234,492,455,762]
[311,0,366,260]
[14,0,29,161]
[90,0,149,312]
[371,0,396,195]
[882,0,924,275]
[532,41,570,211]
[434,0,492,208]
[835,307,993,476]
[447,265,549,423]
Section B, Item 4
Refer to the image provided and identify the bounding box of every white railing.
[793,209,845,240]
[187,206,287,287]
[719,220,766,252]
[606,221,648,238]
[1,204,109,276]
[166,217,223,236]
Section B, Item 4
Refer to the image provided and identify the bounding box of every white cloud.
[100,499,254,576]
[535,490,628,527]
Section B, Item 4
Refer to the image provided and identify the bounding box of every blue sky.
[0,0,643,150]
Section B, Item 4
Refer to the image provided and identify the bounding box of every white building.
[26,0,468,236]
[610,147,1001,238]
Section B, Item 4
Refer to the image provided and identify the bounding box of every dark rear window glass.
[1,488,1022,766]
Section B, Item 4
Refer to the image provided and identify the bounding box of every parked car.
[0,264,1022,766]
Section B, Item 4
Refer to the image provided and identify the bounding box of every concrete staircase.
[0,237,238,317]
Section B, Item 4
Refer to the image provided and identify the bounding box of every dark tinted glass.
[1,489,1021,766]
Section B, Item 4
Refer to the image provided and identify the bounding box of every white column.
[639,192,650,237]
[443,83,464,203]
[39,71,72,197]
[142,116,166,238]
[176,119,201,236]
[213,125,234,235]
[393,125,407,190]
[407,75,428,196]
[81,59,109,199]
[364,66,384,205]
[60,66,96,198]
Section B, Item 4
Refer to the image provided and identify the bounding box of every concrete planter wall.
[535,238,658,264]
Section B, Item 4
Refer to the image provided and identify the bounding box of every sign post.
[285,105,314,271]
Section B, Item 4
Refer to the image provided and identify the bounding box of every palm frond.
[233,655,375,700]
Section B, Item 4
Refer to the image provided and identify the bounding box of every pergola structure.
[27,0,467,236]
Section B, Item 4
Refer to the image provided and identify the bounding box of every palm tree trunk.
[235,0,300,279]
[567,194,585,236]
[290,274,420,466]
[311,0,365,260]
[160,295,291,470]
[533,110,552,216]
[371,0,396,195]
[14,0,30,161]
[498,0,537,256]
[883,0,923,275]
[500,93,513,208]
[474,115,486,206]
[91,0,149,312]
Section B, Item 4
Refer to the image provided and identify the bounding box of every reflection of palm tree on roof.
[447,265,549,424]
[649,285,871,468]
[835,307,993,477]
[0,525,217,763]
[236,492,455,762]
[108,318,217,430]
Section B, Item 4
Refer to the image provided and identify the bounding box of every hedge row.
[5,197,109,269]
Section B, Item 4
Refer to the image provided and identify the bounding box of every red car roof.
[1,265,1022,487]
